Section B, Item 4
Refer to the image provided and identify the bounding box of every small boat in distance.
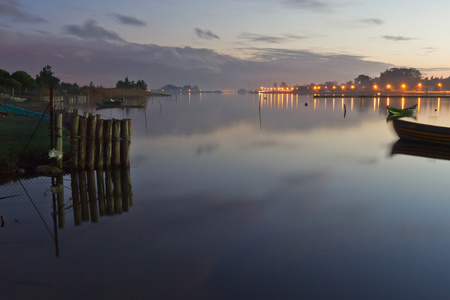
[96,102,145,110]
[392,119,450,144]
[387,104,417,115]
[101,97,125,105]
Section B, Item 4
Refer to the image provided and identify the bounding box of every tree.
[0,69,10,86]
[354,75,371,87]
[379,68,421,87]
[35,65,60,89]
[116,77,148,90]
[11,70,37,93]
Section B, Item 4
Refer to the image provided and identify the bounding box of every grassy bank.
[0,111,51,174]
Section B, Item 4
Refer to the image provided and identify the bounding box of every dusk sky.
[1,0,450,90]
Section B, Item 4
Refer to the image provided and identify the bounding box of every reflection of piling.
[68,168,133,226]
[87,170,99,223]
[56,174,65,228]
[112,168,122,214]
[121,167,131,212]
[79,170,89,222]
[105,170,114,216]
[96,168,106,217]
[71,169,82,226]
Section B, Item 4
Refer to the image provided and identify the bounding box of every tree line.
[354,68,450,91]
[0,65,149,97]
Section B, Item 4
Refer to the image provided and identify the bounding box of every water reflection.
[391,139,450,161]
[5,94,450,299]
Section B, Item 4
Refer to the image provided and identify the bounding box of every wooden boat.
[0,104,50,119]
[102,98,125,105]
[392,119,450,144]
[387,104,417,115]
[391,139,450,161]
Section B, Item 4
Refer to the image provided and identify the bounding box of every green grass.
[0,114,51,173]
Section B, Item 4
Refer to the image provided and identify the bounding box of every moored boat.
[392,119,450,144]
[387,104,417,115]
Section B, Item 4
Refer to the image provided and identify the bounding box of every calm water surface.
[2,94,450,299]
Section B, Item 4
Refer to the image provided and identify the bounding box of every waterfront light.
[373,85,378,90]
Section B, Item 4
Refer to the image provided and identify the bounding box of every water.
[2,93,450,299]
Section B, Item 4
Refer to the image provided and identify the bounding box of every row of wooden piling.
[65,113,131,169]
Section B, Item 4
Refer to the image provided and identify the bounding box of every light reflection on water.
[2,94,450,299]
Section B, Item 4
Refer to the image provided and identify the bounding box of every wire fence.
[0,95,133,255]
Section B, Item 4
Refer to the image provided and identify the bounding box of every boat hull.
[392,119,450,144]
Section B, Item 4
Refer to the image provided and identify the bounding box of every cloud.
[359,18,384,25]
[110,13,146,26]
[63,19,125,42]
[382,35,416,41]
[282,0,330,11]
[239,32,307,44]
[0,0,45,23]
[0,27,392,90]
[194,28,220,40]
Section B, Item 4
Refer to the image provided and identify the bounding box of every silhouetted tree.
[379,68,421,87]
[354,75,371,87]
[11,71,37,93]
[35,65,60,89]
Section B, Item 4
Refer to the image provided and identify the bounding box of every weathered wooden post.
[104,120,113,169]
[120,119,131,167]
[112,120,121,168]
[55,114,63,169]
[96,118,104,170]
[70,114,79,169]
[86,115,97,170]
[78,116,87,169]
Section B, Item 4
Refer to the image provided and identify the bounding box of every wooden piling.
[120,119,131,167]
[112,120,121,168]
[86,115,97,170]
[78,116,87,169]
[55,114,63,169]
[104,120,113,169]
[96,119,104,170]
[70,114,79,169]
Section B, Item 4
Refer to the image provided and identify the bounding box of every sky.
[1,0,450,90]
